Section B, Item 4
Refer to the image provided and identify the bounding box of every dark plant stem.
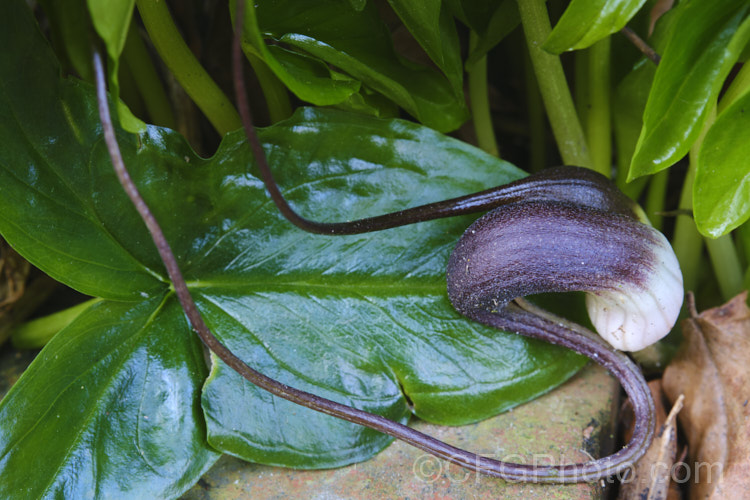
[95,45,654,483]
[231,6,631,235]
[620,27,661,65]
[90,0,659,480]
[231,0,655,482]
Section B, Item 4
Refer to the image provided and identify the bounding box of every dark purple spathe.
[447,199,682,351]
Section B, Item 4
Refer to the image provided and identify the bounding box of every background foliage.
[1,0,749,498]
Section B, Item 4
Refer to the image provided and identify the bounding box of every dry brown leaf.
[649,0,675,36]
[619,380,683,500]
[0,240,29,309]
[662,292,750,500]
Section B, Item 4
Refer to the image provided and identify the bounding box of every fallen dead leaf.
[0,239,58,346]
[662,292,750,500]
[0,240,29,309]
[619,380,682,500]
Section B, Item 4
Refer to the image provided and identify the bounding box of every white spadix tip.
[586,230,683,351]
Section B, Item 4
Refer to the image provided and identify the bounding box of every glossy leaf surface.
[544,0,647,53]
[695,90,750,237]
[0,297,219,499]
[0,1,163,300]
[628,1,750,180]
[242,0,469,132]
[386,0,463,92]
[0,0,586,491]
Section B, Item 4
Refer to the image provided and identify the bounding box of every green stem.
[672,159,703,294]
[11,299,99,349]
[517,0,592,168]
[644,169,669,231]
[574,48,589,133]
[705,235,744,301]
[524,45,545,172]
[245,51,292,124]
[121,22,176,129]
[468,32,499,157]
[586,38,611,177]
[692,105,743,300]
[135,0,241,135]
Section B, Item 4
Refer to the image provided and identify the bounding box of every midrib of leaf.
[186,278,446,294]
[201,286,548,401]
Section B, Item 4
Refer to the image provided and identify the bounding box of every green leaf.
[0,1,162,300]
[347,0,367,11]
[178,107,583,465]
[628,1,750,180]
[0,0,586,486]
[37,0,95,82]
[87,0,135,61]
[445,0,520,66]
[613,5,678,196]
[86,0,145,133]
[386,0,463,92]
[0,297,219,498]
[238,3,361,106]
[544,0,648,53]
[241,0,469,132]
[695,90,750,237]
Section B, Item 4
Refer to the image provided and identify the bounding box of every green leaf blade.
[695,91,750,237]
[199,291,409,468]
[0,0,163,300]
[87,0,135,63]
[629,1,750,180]
[245,0,468,132]
[86,0,143,132]
[198,288,585,468]
[544,0,648,53]
[386,0,464,92]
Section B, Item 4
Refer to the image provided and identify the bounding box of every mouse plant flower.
[447,168,684,352]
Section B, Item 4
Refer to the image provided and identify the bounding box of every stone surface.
[182,363,619,499]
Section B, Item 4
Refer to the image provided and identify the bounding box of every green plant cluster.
[0,0,749,497]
